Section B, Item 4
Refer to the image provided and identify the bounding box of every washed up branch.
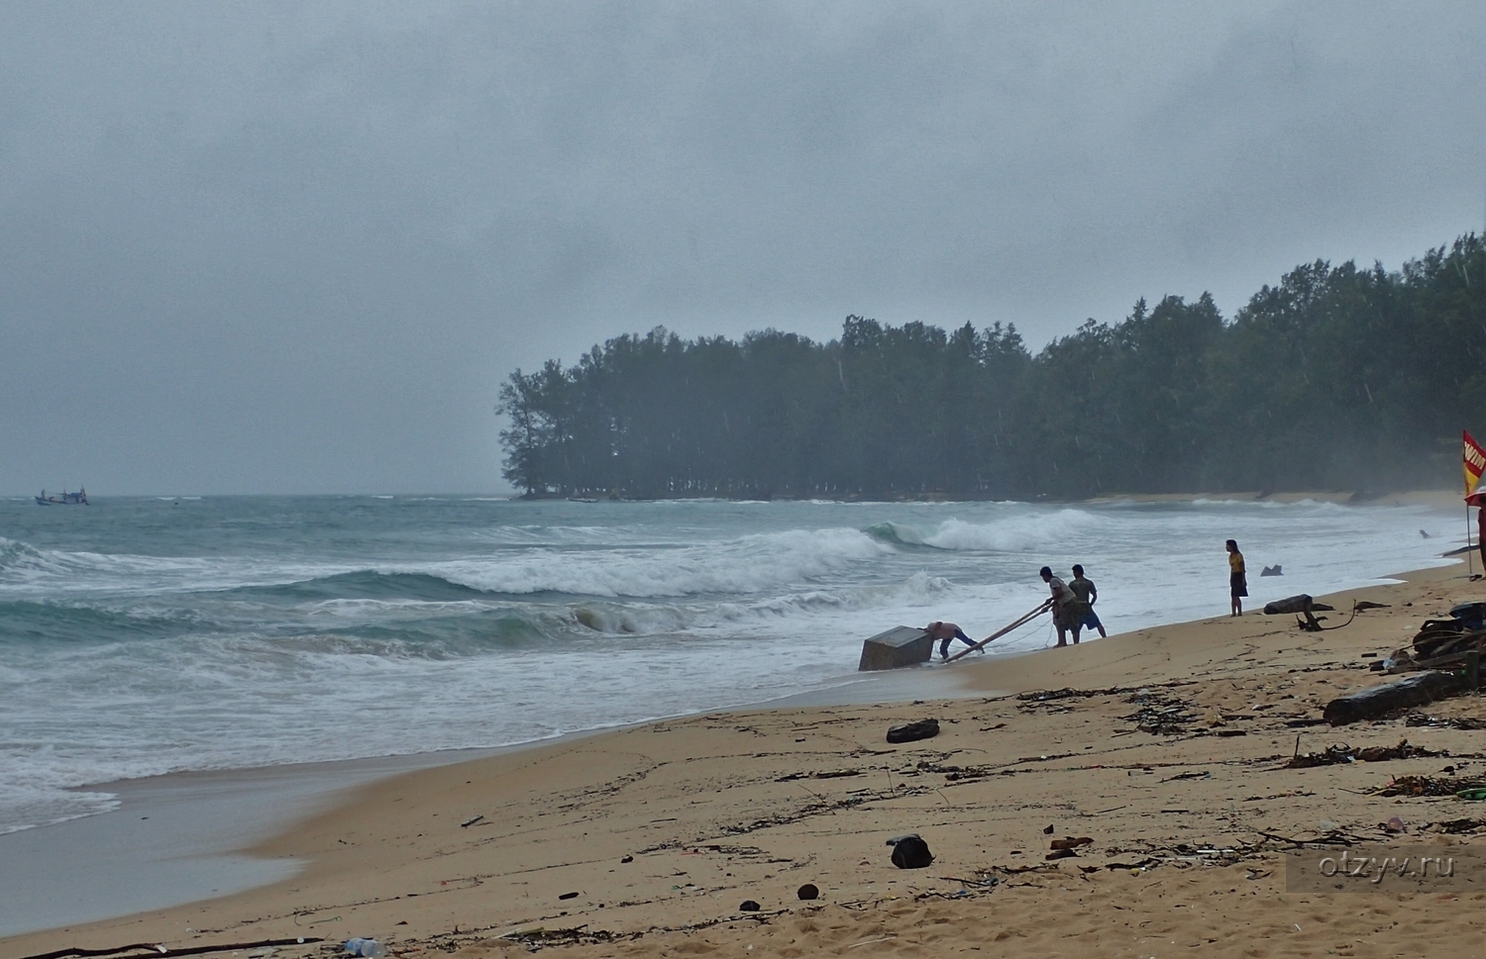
[20,939,324,959]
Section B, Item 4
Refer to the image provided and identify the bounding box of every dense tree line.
[497,235,1486,499]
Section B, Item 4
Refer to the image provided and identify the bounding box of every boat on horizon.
[36,486,88,506]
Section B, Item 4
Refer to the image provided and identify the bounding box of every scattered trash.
[459,814,484,828]
[1405,713,1486,730]
[1124,691,1198,736]
[888,833,934,869]
[739,900,761,912]
[620,855,634,863]
[1460,787,1486,801]
[886,719,939,744]
[1376,775,1486,798]
[1287,740,1437,769]
[559,891,579,900]
[1049,836,1093,850]
[1042,824,1055,834]
[1382,816,1408,834]
[797,883,819,900]
[1434,818,1486,833]
[344,939,385,958]
[1045,848,1079,860]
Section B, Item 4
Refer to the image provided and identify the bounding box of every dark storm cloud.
[1,2,1481,493]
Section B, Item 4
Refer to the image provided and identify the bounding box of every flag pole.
[1463,430,1486,578]
[1468,500,1475,578]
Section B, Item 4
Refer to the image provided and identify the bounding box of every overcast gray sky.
[2,1,1482,495]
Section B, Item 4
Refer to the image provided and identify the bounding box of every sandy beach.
[6,561,1486,958]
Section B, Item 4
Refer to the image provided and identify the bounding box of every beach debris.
[1263,594,1333,615]
[620,855,634,863]
[797,883,820,900]
[1042,824,1055,834]
[343,939,385,958]
[1104,858,1159,871]
[459,814,484,828]
[1045,848,1079,860]
[738,900,761,912]
[858,625,934,671]
[1323,670,1467,725]
[1355,601,1390,611]
[1374,775,1486,797]
[1049,836,1093,850]
[1284,739,1438,768]
[1433,818,1486,833]
[1392,604,1486,672]
[776,768,861,782]
[559,891,580,900]
[1122,689,1198,735]
[18,940,326,959]
[885,718,939,744]
[1382,816,1408,834]
[1460,787,1486,801]
[1260,565,1283,576]
[1404,712,1486,730]
[887,833,934,868]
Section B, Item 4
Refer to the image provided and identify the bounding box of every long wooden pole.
[944,598,1054,662]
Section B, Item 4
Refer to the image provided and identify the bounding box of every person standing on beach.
[1226,539,1247,616]
[1040,566,1086,646]
[1068,564,1107,638]
[926,621,980,660]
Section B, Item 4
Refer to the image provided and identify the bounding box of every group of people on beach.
[927,563,1108,659]
[931,539,1248,659]
[1039,564,1107,646]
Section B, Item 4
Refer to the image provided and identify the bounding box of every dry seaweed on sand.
[1374,775,1486,797]
[1121,689,1198,736]
[1404,712,1486,730]
[1284,739,1439,768]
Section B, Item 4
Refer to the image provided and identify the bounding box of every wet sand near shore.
[5,562,1485,958]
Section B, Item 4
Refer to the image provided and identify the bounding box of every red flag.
[1467,431,1486,497]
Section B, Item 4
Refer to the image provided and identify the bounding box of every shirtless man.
[926,621,980,660]
[1068,564,1107,638]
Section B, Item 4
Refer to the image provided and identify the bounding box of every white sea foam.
[0,495,1465,834]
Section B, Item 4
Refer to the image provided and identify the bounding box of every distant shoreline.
[523,488,1467,507]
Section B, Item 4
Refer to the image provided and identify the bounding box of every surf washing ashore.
[2,493,1483,951]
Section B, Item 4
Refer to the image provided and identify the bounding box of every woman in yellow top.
[1226,539,1246,616]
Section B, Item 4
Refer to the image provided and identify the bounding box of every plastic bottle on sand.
[343,939,385,958]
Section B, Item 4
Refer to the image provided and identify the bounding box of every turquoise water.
[0,494,1460,834]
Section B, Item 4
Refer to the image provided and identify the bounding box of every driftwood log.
[1323,671,1467,726]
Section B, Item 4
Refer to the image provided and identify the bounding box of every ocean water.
[0,494,1462,835]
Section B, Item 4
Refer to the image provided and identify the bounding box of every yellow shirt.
[1229,551,1245,574]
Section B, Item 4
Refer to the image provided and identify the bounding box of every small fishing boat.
[35,487,88,506]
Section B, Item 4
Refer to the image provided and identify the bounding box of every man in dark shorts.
[1227,539,1247,616]
[1068,564,1107,638]
[926,621,981,660]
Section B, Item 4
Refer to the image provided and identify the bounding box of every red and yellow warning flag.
[1466,430,1486,496]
